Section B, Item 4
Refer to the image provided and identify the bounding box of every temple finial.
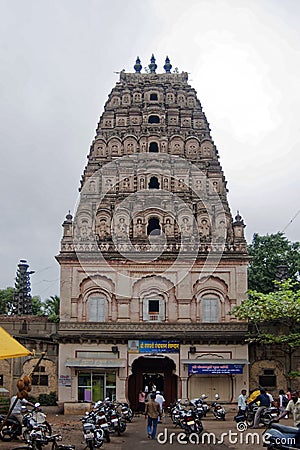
[134,56,142,73]
[164,56,172,73]
[148,54,157,73]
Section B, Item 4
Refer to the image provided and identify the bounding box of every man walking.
[145,393,161,439]
[277,390,300,427]
[237,389,247,418]
[155,391,165,422]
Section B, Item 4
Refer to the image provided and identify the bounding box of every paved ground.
[0,409,294,450]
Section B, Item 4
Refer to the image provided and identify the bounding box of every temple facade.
[56,56,249,412]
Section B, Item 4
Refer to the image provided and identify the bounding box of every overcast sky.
[0,0,299,299]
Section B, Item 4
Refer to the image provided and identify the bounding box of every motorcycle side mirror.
[34,402,40,408]
[215,394,219,399]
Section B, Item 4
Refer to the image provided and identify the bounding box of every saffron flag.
[0,326,32,359]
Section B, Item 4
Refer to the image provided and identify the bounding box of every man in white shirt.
[10,395,34,426]
[155,391,165,422]
[237,389,247,418]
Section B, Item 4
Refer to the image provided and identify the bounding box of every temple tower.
[56,56,249,412]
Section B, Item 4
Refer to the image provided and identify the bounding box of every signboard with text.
[139,340,180,353]
[188,364,244,375]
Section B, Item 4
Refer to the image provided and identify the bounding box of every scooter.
[263,421,300,449]
[211,394,226,420]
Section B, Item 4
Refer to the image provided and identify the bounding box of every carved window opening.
[32,366,48,386]
[142,296,165,321]
[150,93,158,101]
[149,142,159,153]
[147,217,161,236]
[88,296,106,322]
[148,115,160,124]
[149,177,160,189]
[201,296,219,322]
[259,369,276,388]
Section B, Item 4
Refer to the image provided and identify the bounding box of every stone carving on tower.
[60,56,247,259]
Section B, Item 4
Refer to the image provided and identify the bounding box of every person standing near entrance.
[155,391,165,422]
[138,390,146,413]
[145,393,161,439]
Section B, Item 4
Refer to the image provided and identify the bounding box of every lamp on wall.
[189,346,196,354]
[112,346,119,354]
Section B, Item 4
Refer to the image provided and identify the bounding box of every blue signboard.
[188,363,244,375]
[139,340,180,353]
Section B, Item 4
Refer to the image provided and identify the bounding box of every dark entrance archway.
[128,356,177,411]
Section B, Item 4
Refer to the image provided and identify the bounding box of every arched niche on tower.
[193,276,229,323]
[108,137,122,156]
[74,212,93,240]
[197,215,211,242]
[163,216,175,238]
[132,274,175,322]
[149,141,159,153]
[93,139,107,157]
[112,212,130,238]
[78,275,115,322]
[169,136,184,155]
[133,217,145,238]
[176,92,186,106]
[147,217,161,236]
[200,139,213,159]
[108,95,121,108]
[148,176,160,189]
[95,211,111,240]
[185,137,200,159]
[123,136,137,155]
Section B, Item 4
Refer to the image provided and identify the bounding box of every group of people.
[237,387,300,428]
[137,388,165,440]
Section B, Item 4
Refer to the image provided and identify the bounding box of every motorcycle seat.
[271,423,300,435]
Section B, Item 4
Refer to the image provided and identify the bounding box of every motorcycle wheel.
[246,416,254,427]
[0,424,16,441]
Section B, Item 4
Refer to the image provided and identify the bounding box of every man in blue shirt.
[249,389,270,428]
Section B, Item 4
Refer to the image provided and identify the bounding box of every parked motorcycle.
[0,413,22,441]
[12,432,75,450]
[81,413,104,449]
[179,407,203,435]
[210,394,226,420]
[106,404,126,436]
[94,407,110,443]
[116,402,133,423]
[263,421,300,449]
[22,403,52,442]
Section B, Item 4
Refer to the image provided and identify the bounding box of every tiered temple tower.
[56,56,249,412]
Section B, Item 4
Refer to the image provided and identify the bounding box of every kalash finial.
[148,54,157,73]
[134,56,142,73]
[164,56,172,73]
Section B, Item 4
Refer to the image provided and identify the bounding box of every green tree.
[43,295,60,323]
[0,287,15,314]
[230,279,300,378]
[32,296,44,315]
[248,232,300,293]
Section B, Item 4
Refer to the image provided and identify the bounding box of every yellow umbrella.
[0,326,32,359]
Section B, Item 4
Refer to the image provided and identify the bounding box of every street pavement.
[43,409,295,450]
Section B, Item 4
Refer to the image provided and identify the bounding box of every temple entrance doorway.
[128,356,177,410]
